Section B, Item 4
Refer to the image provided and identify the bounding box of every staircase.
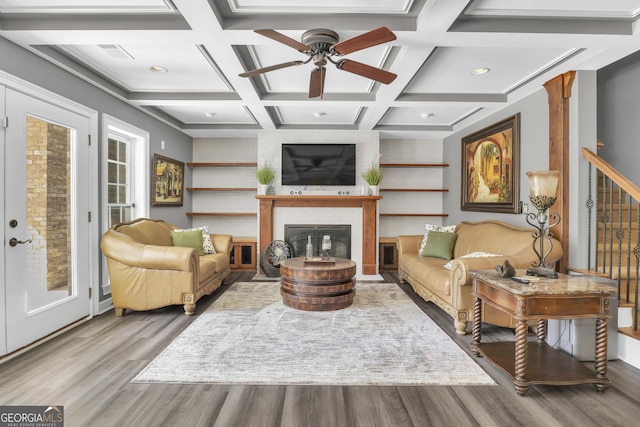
[582,148,640,338]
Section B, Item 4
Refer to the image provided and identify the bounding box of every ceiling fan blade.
[336,59,396,84]
[254,29,312,53]
[309,67,326,99]
[239,61,304,77]
[331,26,396,55]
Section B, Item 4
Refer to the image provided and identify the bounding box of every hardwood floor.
[1,271,639,427]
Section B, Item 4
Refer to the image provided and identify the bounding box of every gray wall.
[442,89,550,228]
[441,73,599,270]
[0,36,193,228]
[569,71,598,269]
[597,50,640,185]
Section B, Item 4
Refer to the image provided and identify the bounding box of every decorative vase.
[368,185,379,196]
[258,184,269,195]
[305,235,314,259]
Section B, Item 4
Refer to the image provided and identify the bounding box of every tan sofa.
[100,218,232,316]
[396,220,562,335]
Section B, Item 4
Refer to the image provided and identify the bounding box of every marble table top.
[471,269,618,297]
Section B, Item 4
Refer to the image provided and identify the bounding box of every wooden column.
[258,198,274,265]
[543,71,575,273]
[361,199,378,275]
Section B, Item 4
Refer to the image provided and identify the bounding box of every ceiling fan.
[239,27,397,98]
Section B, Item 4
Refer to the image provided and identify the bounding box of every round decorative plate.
[261,240,292,277]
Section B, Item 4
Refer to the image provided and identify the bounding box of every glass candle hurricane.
[321,235,332,260]
[527,170,560,211]
[525,170,561,278]
[322,235,331,251]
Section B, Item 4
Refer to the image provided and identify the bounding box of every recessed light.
[149,65,168,73]
[471,67,490,75]
[204,112,216,118]
[420,113,435,119]
[313,112,327,118]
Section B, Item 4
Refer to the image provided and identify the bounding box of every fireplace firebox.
[285,224,351,259]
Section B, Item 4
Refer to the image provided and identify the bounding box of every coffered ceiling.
[2,0,640,139]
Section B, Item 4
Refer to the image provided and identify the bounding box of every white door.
[3,88,91,354]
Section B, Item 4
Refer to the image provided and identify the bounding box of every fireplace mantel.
[256,195,382,275]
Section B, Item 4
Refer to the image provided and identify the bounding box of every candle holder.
[525,170,560,278]
[321,235,332,260]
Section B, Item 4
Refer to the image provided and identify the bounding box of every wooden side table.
[229,237,257,271]
[470,270,616,396]
[378,237,398,272]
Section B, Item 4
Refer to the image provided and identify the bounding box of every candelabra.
[525,170,561,278]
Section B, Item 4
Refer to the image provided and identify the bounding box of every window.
[107,134,133,227]
[102,115,148,230]
[101,115,149,296]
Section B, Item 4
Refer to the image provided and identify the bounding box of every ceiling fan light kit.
[240,27,397,98]
[302,28,339,51]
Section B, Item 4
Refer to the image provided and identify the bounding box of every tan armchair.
[100,218,232,316]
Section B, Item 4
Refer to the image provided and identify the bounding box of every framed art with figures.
[461,114,520,213]
[151,154,184,206]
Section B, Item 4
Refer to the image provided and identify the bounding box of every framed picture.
[461,114,520,213]
[151,154,184,206]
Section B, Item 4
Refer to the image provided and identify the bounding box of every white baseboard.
[618,333,640,369]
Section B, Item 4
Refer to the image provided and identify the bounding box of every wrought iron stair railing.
[582,148,639,335]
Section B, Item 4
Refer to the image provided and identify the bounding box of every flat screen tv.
[282,143,356,186]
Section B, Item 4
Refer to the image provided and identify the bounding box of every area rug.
[132,282,495,386]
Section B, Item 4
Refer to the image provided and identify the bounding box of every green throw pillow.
[418,223,456,255]
[171,229,205,255]
[421,230,458,260]
[173,226,216,254]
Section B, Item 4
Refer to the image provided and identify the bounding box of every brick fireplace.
[256,195,381,276]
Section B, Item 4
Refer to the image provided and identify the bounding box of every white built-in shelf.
[186,212,257,217]
[378,163,448,218]
[380,163,449,168]
[381,188,448,192]
[188,162,258,218]
[187,187,256,192]
[380,213,448,217]
[187,162,257,167]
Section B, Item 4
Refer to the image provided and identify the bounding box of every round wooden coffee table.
[279,257,356,311]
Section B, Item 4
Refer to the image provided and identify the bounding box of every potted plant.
[362,161,383,196]
[255,163,276,195]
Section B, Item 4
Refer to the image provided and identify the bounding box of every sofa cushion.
[200,253,230,277]
[401,253,452,296]
[421,231,458,260]
[171,229,205,255]
[418,224,456,255]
